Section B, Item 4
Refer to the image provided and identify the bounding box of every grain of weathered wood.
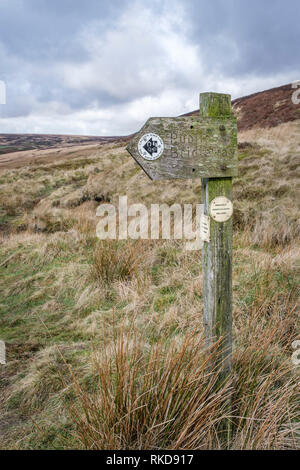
[201,92,234,445]
[201,177,232,370]
[201,93,233,374]
[200,92,232,118]
[126,115,237,180]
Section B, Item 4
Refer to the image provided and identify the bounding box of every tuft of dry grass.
[232,342,299,449]
[68,325,299,450]
[68,332,232,450]
[91,240,145,284]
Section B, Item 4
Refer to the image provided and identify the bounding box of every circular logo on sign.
[209,196,233,223]
[138,133,164,161]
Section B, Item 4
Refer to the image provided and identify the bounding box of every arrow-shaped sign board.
[126,115,237,180]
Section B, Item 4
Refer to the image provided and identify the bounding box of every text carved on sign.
[127,116,238,180]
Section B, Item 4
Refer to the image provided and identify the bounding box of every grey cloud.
[184,0,300,76]
[0,0,130,63]
[0,0,299,134]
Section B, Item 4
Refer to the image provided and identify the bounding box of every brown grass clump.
[68,325,299,450]
[68,333,232,450]
[232,343,299,450]
[91,240,145,284]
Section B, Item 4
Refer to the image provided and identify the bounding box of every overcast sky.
[0,0,299,135]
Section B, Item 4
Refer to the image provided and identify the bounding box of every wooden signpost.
[127,110,237,180]
[127,92,237,440]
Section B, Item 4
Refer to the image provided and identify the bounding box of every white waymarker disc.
[138,133,164,161]
[209,196,233,223]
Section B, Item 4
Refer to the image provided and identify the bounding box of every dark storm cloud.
[0,0,299,134]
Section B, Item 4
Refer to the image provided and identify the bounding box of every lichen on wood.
[127,115,237,180]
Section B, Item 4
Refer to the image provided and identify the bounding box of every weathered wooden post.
[200,93,234,377]
[126,91,238,444]
[200,93,235,445]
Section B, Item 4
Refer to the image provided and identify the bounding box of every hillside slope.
[184,83,300,130]
[1,82,299,165]
[0,85,299,449]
